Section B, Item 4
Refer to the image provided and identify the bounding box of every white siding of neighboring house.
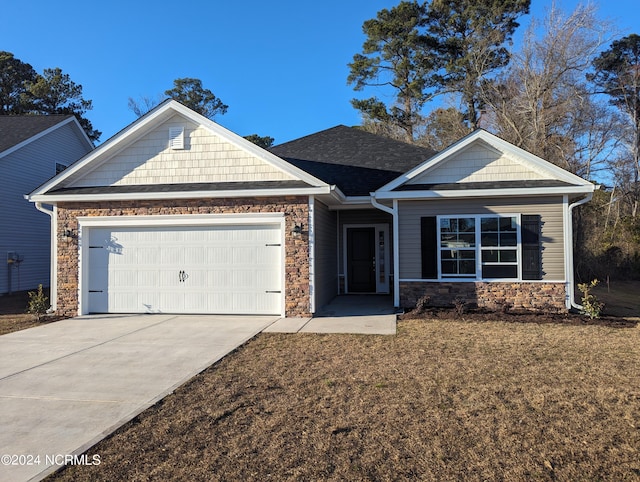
[398,196,566,281]
[70,115,296,188]
[407,142,550,185]
[0,122,92,294]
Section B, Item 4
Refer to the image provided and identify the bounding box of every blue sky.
[2,0,639,146]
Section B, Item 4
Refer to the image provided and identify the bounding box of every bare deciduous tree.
[482,3,620,178]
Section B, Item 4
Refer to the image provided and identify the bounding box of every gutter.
[34,202,57,313]
[29,186,332,203]
[566,192,595,311]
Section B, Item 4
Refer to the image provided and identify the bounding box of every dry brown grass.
[50,318,640,482]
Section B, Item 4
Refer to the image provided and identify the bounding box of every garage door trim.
[77,214,286,316]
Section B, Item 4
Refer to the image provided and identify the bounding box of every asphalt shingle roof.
[49,180,312,196]
[0,115,74,154]
[270,125,435,196]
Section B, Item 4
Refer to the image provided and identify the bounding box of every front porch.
[265,295,397,335]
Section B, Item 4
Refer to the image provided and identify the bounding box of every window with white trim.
[422,214,542,281]
[480,216,518,279]
[437,215,520,280]
[439,217,476,277]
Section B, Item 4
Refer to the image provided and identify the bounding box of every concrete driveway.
[0,314,278,482]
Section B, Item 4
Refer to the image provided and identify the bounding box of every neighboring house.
[27,100,594,317]
[0,115,93,295]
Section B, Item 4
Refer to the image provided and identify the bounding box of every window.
[421,214,542,281]
[55,162,68,175]
[480,216,518,279]
[439,217,476,277]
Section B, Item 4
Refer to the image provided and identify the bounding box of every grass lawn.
[49,317,640,481]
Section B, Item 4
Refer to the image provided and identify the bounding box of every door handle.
[178,270,189,282]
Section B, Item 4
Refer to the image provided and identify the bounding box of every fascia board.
[374,184,595,200]
[0,116,82,160]
[327,196,375,210]
[68,116,95,150]
[28,186,331,203]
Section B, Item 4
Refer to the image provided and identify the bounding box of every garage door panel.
[87,224,282,315]
[232,270,257,289]
[135,248,159,265]
[158,269,179,287]
[109,292,138,313]
[159,247,183,265]
[231,247,256,265]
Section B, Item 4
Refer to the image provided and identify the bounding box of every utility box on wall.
[6,251,24,294]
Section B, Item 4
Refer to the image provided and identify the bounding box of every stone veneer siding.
[400,281,567,312]
[56,196,310,317]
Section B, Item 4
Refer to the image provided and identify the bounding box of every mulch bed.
[400,306,638,328]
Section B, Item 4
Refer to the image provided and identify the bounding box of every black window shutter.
[421,217,438,279]
[522,214,542,280]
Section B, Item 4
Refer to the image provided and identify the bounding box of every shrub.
[453,296,467,317]
[577,279,604,319]
[26,284,49,321]
[414,294,431,314]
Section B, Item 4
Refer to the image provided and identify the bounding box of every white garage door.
[86,224,282,314]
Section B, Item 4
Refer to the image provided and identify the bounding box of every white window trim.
[436,214,522,282]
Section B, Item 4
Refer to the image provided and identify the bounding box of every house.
[0,115,93,295]
[27,100,595,317]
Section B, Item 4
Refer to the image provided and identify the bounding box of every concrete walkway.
[0,314,277,482]
[265,295,398,335]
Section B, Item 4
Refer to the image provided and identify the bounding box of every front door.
[347,227,376,292]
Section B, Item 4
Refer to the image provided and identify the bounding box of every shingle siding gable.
[407,143,550,185]
[68,116,297,188]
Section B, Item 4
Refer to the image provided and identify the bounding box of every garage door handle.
[265,290,281,293]
[179,270,189,282]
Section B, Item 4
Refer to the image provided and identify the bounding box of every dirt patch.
[49,318,640,482]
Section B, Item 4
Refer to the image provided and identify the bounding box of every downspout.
[566,192,594,311]
[308,196,316,314]
[371,196,399,308]
[34,202,57,313]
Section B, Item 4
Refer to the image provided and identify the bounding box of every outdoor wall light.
[292,224,303,237]
[62,229,77,241]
